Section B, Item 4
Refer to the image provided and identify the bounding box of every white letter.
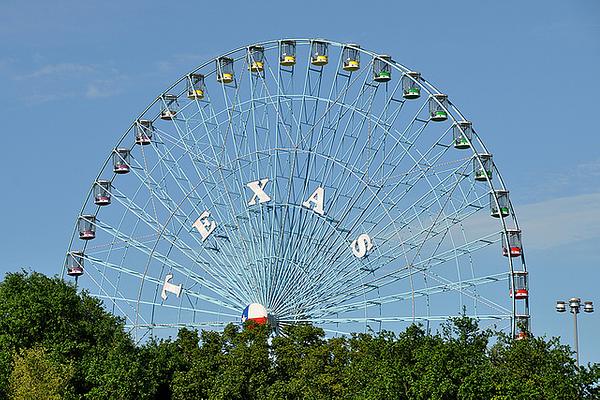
[247,178,271,206]
[192,211,217,241]
[351,234,373,258]
[161,273,182,300]
[302,186,325,215]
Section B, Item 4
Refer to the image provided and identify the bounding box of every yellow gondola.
[280,40,296,66]
[187,73,205,100]
[217,57,234,83]
[248,45,265,73]
[311,41,328,66]
[342,44,360,71]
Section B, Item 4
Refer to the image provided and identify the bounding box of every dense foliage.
[0,271,598,399]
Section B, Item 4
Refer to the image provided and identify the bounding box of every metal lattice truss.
[65,39,529,339]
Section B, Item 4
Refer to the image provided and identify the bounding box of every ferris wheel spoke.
[84,253,241,311]
[112,156,254,298]
[356,156,478,257]
[193,62,278,304]
[280,314,512,325]
[268,150,482,318]
[276,138,464,296]
[346,255,512,319]
[371,159,477,282]
[312,62,404,173]
[148,122,260,291]
[139,105,270,289]
[287,72,380,270]
[219,67,286,305]
[94,294,238,318]
[263,58,299,144]
[313,230,503,314]
[281,94,429,255]
[370,133,481,291]
[309,53,374,154]
[417,160,485,309]
[373,160,481,254]
[270,69,379,309]
[246,54,361,304]
[93,183,160,311]
[90,217,244,310]
[83,261,148,326]
[346,265,510,313]
[402,161,481,276]
[125,321,230,330]
[359,231,499,291]
[315,272,509,316]
[257,60,306,309]
[220,69,279,305]
[165,112,263,283]
[284,63,375,223]
[267,51,317,310]
[246,72,286,306]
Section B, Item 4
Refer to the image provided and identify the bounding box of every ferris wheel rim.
[64,38,529,337]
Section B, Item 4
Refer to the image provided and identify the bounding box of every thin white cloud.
[450,190,600,252]
[154,53,209,73]
[516,192,600,250]
[16,63,96,80]
[11,60,128,103]
[22,92,75,105]
[85,84,109,99]
[517,158,600,204]
[85,78,124,99]
[0,57,16,71]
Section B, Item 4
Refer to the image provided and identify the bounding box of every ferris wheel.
[64,39,530,340]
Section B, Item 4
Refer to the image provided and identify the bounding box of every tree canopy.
[0,270,598,399]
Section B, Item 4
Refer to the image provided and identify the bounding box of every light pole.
[556,298,594,365]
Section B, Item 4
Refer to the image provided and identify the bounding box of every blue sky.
[0,0,599,363]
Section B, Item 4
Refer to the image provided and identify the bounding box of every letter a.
[192,211,217,241]
[247,178,271,206]
[351,234,373,258]
[302,186,325,215]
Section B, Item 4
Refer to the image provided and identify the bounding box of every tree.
[1,270,598,399]
[488,334,600,400]
[9,346,74,400]
[268,323,349,399]
[0,271,142,398]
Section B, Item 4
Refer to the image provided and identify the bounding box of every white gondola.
[160,94,178,120]
[135,120,153,145]
[112,148,130,174]
[78,215,96,240]
[66,251,84,277]
[94,180,112,206]
[510,270,528,300]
